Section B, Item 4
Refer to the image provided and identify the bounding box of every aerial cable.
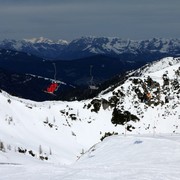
[52,62,57,81]
[89,65,94,86]
[90,65,93,77]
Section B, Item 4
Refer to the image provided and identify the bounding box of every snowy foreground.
[0,57,180,179]
[0,134,180,180]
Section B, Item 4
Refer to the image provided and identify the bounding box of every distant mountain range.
[0,37,180,101]
[0,37,180,60]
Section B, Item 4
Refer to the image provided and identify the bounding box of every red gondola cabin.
[46,82,59,94]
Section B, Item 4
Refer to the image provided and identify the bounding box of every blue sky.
[0,0,180,40]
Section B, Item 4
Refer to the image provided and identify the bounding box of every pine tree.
[39,145,43,154]
[53,117,56,123]
[0,141,5,152]
[7,144,11,151]
[49,147,52,155]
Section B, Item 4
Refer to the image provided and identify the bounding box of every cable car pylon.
[89,65,99,90]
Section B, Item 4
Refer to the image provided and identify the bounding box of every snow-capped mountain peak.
[0,36,180,60]
[56,39,69,45]
[23,37,53,44]
[23,37,69,45]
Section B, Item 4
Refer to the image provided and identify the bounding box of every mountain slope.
[59,37,180,60]
[1,135,180,180]
[0,50,146,101]
[0,57,180,160]
[0,37,180,60]
[73,135,180,180]
[135,56,180,75]
[0,56,180,179]
[0,37,68,60]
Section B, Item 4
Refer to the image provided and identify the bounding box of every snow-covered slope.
[135,57,180,75]
[74,135,180,180]
[1,135,180,180]
[0,56,180,179]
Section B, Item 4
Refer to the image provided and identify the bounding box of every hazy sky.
[0,0,180,40]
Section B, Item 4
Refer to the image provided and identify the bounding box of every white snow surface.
[0,56,180,179]
[136,57,180,75]
[0,135,180,180]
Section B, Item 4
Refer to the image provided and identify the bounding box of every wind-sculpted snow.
[0,57,180,179]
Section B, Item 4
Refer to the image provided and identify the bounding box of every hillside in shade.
[0,49,145,101]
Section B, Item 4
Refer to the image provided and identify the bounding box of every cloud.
[0,0,180,40]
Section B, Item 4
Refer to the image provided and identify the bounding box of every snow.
[12,41,23,51]
[23,37,69,45]
[0,56,180,179]
[138,57,180,75]
[56,39,69,45]
[69,37,180,55]
[0,135,180,180]
[0,37,180,60]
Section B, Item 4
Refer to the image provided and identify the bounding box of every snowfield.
[0,135,180,180]
[0,57,180,179]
